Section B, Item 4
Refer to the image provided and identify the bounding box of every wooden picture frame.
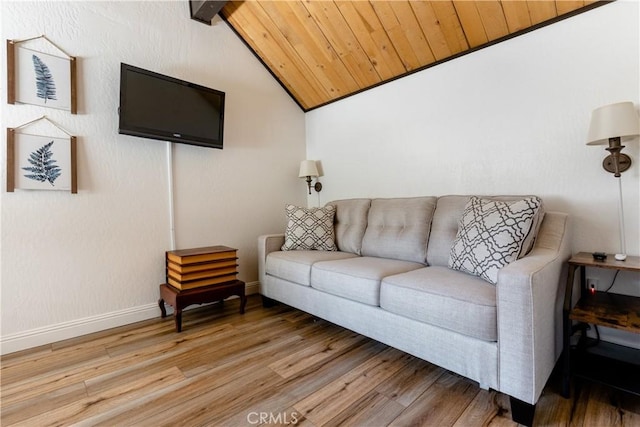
[6,128,77,193]
[6,37,77,114]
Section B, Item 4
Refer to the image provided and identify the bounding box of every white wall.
[1,1,306,353]
[306,2,639,345]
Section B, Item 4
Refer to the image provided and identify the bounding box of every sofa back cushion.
[326,198,371,255]
[427,195,545,267]
[361,197,437,263]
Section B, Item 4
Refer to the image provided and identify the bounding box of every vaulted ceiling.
[219,1,608,111]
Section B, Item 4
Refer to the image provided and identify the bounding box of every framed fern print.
[6,37,77,113]
[6,128,77,193]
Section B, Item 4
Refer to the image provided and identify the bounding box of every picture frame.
[6,127,77,193]
[6,37,77,114]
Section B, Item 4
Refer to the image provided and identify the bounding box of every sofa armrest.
[496,212,571,405]
[258,234,285,291]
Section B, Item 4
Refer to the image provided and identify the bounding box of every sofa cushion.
[281,204,337,251]
[326,198,371,255]
[380,266,497,341]
[361,197,437,263]
[311,257,424,306]
[448,196,543,284]
[266,250,358,287]
[427,195,545,267]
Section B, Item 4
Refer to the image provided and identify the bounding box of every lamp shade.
[587,101,640,145]
[298,160,319,178]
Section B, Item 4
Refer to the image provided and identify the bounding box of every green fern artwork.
[22,141,62,186]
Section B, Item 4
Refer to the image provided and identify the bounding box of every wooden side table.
[562,252,640,398]
[158,280,246,332]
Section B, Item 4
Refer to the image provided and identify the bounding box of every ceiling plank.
[259,1,359,100]
[222,1,326,109]
[336,1,406,81]
[453,1,489,48]
[501,1,533,33]
[527,0,557,25]
[475,1,510,41]
[430,1,469,55]
[409,1,453,61]
[556,0,586,16]
[387,1,436,65]
[370,1,421,71]
[302,1,381,89]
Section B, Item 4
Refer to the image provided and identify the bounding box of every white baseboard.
[0,281,260,356]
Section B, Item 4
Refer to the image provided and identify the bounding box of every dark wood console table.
[562,252,640,398]
[158,280,246,332]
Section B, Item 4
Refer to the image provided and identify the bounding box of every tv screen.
[118,63,225,149]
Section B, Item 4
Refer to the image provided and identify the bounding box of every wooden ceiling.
[220,1,608,111]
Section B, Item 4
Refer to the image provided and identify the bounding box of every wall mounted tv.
[118,63,225,149]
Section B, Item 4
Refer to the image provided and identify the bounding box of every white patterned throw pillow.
[281,204,337,251]
[448,196,543,284]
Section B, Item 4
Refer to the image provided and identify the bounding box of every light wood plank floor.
[2,295,639,426]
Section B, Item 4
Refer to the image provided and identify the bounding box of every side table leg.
[239,294,247,314]
[175,309,182,333]
[158,298,167,318]
[561,265,578,398]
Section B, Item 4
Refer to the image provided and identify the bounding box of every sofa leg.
[510,397,535,426]
[261,295,277,308]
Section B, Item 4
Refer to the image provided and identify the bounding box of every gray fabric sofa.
[258,195,571,426]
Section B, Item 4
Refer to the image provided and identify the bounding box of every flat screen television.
[118,63,225,149]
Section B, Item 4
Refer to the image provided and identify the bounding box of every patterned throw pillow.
[281,204,337,251]
[448,196,543,284]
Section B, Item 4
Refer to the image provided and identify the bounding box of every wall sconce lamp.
[587,101,640,261]
[299,160,323,194]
